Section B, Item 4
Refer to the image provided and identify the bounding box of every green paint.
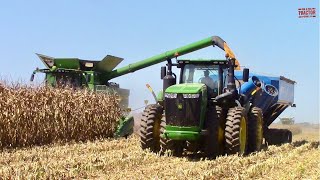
[156,91,164,101]
[162,84,207,140]
[165,83,204,94]
[54,58,80,69]
[114,116,134,138]
[161,125,201,141]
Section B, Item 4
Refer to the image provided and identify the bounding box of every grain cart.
[234,72,296,145]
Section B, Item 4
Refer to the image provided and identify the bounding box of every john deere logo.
[177,103,183,110]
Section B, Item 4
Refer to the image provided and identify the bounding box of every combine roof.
[36,53,123,72]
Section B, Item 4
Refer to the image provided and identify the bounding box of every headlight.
[165,93,177,98]
[183,93,200,98]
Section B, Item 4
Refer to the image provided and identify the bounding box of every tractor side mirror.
[161,66,166,79]
[243,68,249,82]
[30,73,35,82]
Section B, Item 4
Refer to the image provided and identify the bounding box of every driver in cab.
[201,70,215,90]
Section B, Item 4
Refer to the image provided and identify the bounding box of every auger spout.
[107,36,234,80]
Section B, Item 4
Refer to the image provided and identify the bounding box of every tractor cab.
[178,59,229,98]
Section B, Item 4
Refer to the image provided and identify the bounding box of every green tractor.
[139,36,264,157]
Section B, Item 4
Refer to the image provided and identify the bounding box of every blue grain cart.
[235,71,296,145]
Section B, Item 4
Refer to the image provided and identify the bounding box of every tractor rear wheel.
[160,114,184,156]
[140,104,163,152]
[225,107,248,155]
[247,107,264,153]
[204,105,225,157]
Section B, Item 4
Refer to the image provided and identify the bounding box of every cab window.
[182,64,220,94]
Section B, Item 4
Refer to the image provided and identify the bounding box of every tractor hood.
[165,83,205,94]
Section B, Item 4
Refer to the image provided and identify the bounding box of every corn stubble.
[0,84,121,148]
[0,136,319,179]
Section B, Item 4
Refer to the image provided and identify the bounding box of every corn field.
[0,83,121,148]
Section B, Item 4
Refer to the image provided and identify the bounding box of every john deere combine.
[31,54,133,137]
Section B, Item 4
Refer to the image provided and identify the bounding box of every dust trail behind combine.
[0,133,319,179]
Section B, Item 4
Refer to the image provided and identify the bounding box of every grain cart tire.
[265,129,281,145]
[204,105,225,157]
[265,129,291,145]
[283,129,292,143]
[160,114,183,156]
[225,107,248,155]
[247,107,263,153]
[140,104,163,152]
[287,130,292,143]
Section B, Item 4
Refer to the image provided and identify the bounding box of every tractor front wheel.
[204,105,225,157]
[225,107,248,155]
[160,114,184,156]
[140,104,163,152]
[247,107,264,153]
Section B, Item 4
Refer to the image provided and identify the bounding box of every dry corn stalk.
[0,83,122,148]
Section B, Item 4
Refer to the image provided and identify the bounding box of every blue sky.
[0,1,318,123]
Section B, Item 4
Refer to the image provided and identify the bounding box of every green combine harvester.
[279,117,295,125]
[31,54,133,137]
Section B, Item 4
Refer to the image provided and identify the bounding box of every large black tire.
[247,107,264,153]
[285,130,293,143]
[225,107,248,155]
[265,129,282,145]
[265,128,292,145]
[160,114,184,156]
[281,129,292,144]
[204,105,225,157]
[140,104,163,152]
